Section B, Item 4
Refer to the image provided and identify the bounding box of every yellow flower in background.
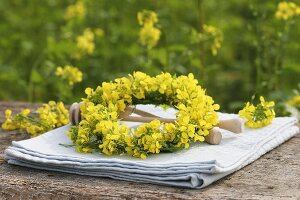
[202,24,223,56]
[94,28,105,37]
[137,10,158,26]
[137,10,161,49]
[76,28,95,55]
[239,96,276,128]
[139,24,161,49]
[286,95,300,109]
[64,0,86,20]
[275,1,300,20]
[55,65,83,86]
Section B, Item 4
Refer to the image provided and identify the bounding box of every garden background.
[0,0,299,115]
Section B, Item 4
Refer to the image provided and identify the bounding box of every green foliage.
[0,0,299,115]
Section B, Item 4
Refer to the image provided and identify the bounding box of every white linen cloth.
[4,105,299,188]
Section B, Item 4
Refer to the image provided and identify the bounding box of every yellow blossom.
[137,10,158,26]
[203,24,223,56]
[275,1,300,20]
[64,0,86,20]
[154,72,173,95]
[94,28,105,37]
[137,10,161,49]
[130,71,155,99]
[1,109,18,130]
[286,95,300,109]
[139,24,161,49]
[55,65,83,86]
[76,28,95,56]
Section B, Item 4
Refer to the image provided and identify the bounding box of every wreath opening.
[67,72,220,159]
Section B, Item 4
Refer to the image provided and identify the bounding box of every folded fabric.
[4,105,299,188]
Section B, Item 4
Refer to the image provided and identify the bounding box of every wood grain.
[0,101,299,200]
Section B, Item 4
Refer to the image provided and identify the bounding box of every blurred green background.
[0,0,299,114]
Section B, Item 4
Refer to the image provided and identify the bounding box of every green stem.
[256,62,260,93]
[274,21,290,90]
[252,1,262,94]
[146,46,151,71]
[197,0,205,79]
[27,54,44,102]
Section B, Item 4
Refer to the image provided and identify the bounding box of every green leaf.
[284,63,300,73]
[59,143,75,148]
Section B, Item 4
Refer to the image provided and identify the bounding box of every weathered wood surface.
[0,101,299,200]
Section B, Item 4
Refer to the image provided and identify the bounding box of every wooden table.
[0,101,299,199]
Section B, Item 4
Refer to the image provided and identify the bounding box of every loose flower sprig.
[67,72,220,159]
[1,101,69,137]
[239,96,276,128]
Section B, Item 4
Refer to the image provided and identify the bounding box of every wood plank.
[0,101,299,199]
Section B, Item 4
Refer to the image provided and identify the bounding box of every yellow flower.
[140,153,147,160]
[55,65,83,86]
[76,28,95,56]
[239,96,276,128]
[26,124,45,138]
[163,123,176,141]
[137,10,158,26]
[130,71,155,99]
[139,24,161,49]
[64,0,86,20]
[154,72,173,95]
[286,95,300,109]
[85,87,93,96]
[1,109,18,130]
[56,102,70,126]
[98,123,128,156]
[275,1,300,20]
[137,10,161,49]
[203,24,223,56]
[37,101,70,131]
[94,28,105,37]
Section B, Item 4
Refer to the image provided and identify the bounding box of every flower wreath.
[67,72,220,159]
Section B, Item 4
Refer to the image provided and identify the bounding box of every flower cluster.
[75,28,95,57]
[239,96,276,128]
[67,72,220,159]
[138,10,161,49]
[138,10,158,26]
[1,101,69,137]
[55,65,83,86]
[202,24,223,56]
[275,1,300,20]
[64,0,86,21]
